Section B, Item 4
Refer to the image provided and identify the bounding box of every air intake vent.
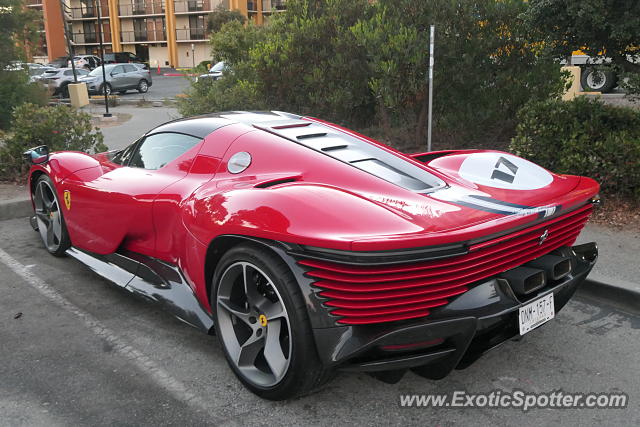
[253,120,446,193]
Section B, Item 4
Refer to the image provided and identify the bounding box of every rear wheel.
[33,175,71,257]
[581,67,617,93]
[137,79,149,93]
[212,244,330,400]
[61,84,70,98]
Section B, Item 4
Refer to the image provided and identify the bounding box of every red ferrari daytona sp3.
[25,111,600,400]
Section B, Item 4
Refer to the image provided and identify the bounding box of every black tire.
[32,175,71,257]
[61,84,70,99]
[211,243,331,400]
[581,67,617,93]
[118,90,127,95]
[137,79,149,93]
[101,83,112,96]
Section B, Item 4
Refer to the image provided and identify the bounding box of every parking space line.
[0,247,218,420]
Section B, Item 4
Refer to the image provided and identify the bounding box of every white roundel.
[458,153,553,190]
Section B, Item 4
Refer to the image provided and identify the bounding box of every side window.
[64,70,73,76]
[111,140,140,165]
[111,65,125,75]
[124,64,136,73]
[129,133,202,170]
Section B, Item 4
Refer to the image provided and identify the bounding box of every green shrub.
[0,104,107,181]
[0,70,48,129]
[182,0,566,148]
[510,97,640,198]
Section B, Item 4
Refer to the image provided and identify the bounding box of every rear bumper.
[311,242,597,377]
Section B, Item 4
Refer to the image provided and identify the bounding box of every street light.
[95,0,111,117]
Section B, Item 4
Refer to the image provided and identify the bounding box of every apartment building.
[31,0,286,68]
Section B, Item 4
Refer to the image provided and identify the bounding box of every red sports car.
[25,111,600,400]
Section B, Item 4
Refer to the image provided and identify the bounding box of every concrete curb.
[0,198,31,222]
[578,274,640,315]
[89,98,177,106]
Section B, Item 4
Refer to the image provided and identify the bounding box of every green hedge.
[510,96,640,198]
[0,104,106,181]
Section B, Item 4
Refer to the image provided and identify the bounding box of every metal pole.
[191,43,195,69]
[96,0,111,117]
[58,0,78,85]
[427,24,435,152]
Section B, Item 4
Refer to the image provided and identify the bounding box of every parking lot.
[0,216,638,426]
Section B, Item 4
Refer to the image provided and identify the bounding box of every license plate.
[519,293,555,335]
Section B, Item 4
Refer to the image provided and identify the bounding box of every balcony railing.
[118,1,165,16]
[71,32,112,44]
[69,5,109,19]
[174,0,211,13]
[262,0,286,12]
[121,30,167,43]
[26,0,43,6]
[175,28,206,41]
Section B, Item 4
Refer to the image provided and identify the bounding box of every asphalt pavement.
[0,217,638,426]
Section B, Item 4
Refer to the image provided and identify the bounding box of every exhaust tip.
[499,266,547,295]
[526,254,572,281]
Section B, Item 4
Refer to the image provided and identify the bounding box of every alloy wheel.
[33,180,64,252]
[216,261,292,388]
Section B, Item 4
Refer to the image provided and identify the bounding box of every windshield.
[88,66,106,76]
[211,61,225,72]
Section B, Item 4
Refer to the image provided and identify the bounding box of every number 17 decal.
[491,156,519,184]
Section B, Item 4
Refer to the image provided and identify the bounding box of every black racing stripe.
[467,194,534,210]
[450,200,515,215]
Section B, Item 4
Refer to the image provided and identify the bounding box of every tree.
[525,0,640,73]
[0,0,46,129]
[207,3,246,34]
[352,0,566,146]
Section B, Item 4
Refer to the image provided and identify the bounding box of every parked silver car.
[195,61,227,83]
[38,67,90,97]
[78,63,152,95]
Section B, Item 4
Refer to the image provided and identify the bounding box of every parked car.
[102,52,148,69]
[47,56,72,68]
[27,65,57,83]
[39,67,89,97]
[70,55,101,70]
[24,111,600,400]
[195,61,227,83]
[78,63,152,95]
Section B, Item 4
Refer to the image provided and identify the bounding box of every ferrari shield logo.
[63,190,71,210]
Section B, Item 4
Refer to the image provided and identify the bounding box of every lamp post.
[95,0,111,117]
[427,24,435,152]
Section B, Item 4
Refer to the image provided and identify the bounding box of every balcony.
[68,5,109,19]
[119,1,165,17]
[71,32,112,45]
[175,28,207,41]
[121,30,167,43]
[262,0,286,12]
[174,0,212,13]
[26,0,43,7]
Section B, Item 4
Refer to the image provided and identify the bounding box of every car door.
[62,132,204,256]
[109,65,126,90]
[123,64,138,88]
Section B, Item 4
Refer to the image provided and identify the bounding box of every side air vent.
[253,120,446,193]
[254,176,300,188]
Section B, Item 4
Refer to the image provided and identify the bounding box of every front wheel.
[212,243,330,400]
[101,83,112,96]
[33,175,71,256]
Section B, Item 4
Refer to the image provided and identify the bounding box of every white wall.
[176,42,210,68]
[149,45,170,68]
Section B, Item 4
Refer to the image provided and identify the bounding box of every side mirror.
[23,145,50,165]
